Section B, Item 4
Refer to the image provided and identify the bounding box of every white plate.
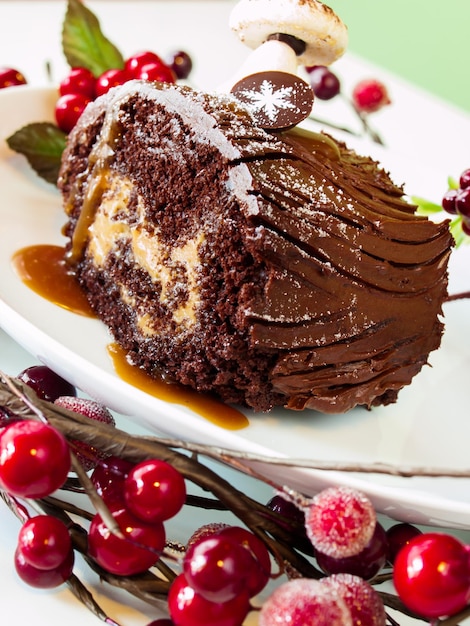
[1,86,470,529]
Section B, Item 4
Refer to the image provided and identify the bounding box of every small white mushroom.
[229,0,348,68]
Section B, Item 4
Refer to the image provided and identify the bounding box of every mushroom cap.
[229,0,348,66]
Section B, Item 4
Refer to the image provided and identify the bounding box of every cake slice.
[58,80,452,413]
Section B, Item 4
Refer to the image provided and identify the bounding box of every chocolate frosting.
[59,81,452,413]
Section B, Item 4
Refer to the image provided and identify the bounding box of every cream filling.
[87,172,204,334]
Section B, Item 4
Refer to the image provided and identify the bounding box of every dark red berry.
[455,187,470,218]
[308,65,340,100]
[0,67,27,89]
[15,545,74,588]
[91,456,134,505]
[168,50,193,80]
[386,523,422,564]
[17,365,76,402]
[95,68,131,97]
[59,67,96,99]
[55,93,91,133]
[459,168,470,189]
[442,188,459,214]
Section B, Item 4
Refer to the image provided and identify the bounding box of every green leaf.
[449,215,468,248]
[447,175,459,190]
[62,0,124,76]
[411,196,443,215]
[6,123,67,185]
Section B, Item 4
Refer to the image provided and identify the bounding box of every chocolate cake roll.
[58,80,452,414]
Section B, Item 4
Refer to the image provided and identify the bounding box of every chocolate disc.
[231,70,314,130]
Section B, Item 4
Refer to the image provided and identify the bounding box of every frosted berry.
[59,67,96,99]
[88,505,165,576]
[168,573,251,626]
[125,51,165,77]
[259,578,353,626]
[183,534,256,602]
[124,459,186,523]
[0,420,70,498]
[168,50,193,80]
[17,365,76,402]
[95,68,131,97]
[316,522,388,580]
[55,93,91,133]
[54,396,115,471]
[386,522,422,564]
[393,532,470,618]
[17,515,72,570]
[0,67,27,89]
[352,79,390,113]
[308,65,341,100]
[321,573,386,626]
[14,545,74,588]
[186,522,230,549]
[305,486,376,558]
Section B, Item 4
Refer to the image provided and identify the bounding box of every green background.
[327,0,470,113]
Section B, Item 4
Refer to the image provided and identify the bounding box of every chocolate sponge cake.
[58,80,452,414]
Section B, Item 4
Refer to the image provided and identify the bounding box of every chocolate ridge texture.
[58,80,452,414]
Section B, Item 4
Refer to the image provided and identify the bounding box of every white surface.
[1,2,470,625]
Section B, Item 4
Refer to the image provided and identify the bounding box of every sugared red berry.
[59,67,96,99]
[0,67,27,89]
[455,187,470,218]
[168,573,251,626]
[88,505,165,576]
[186,523,230,549]
[259,578,353,626]
[168,50,193,80]
[17,365,76,402]
[18,515,72,570]
[95,68,131,97]
[352,79,390,113]
[321,573,386,626]
[386,523,422,564]
[183,534,256,603]
[459,168,470,189]
[393,532,470,618]
[125,51,165,78]
[307,65,340,100]
[442,188,459,214]
[0,420,70,498]
[55,93,91,134]
[305,486,376,559]
[14,545,74,588]
[124,459,186,523]
[316,522,388,580]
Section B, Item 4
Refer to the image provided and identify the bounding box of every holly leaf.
[62,0,124,76]
[6,123,67,185]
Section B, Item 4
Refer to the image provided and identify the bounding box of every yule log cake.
[57,79,452,414]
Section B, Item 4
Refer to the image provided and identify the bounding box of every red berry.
[442,188,459,214]
[59,67,96,99]
[0,67,27,89]
[95,68,131,97]
[455,187,470,218]
[321,573,386,626]
[352,79,390,113]
[168,573,251,626]
[0,420,70,498]
[136,62,176,84]
[308,65,341,100]
[14,545,74,588]
[17,365,76,402]
[186,523,230,550]
[91,456,134,505]
[393,532,470,618]
[18,515,72,570]
[124,459,186,523]
[305,486,376,559]
[167,50,193,80]
[259,578,353,626]
[55,93,91,133]
[88,505,165,576]
[183,534,256,603]
[125,51,165,77]
[459,168,470,189]
[386,523,422,564]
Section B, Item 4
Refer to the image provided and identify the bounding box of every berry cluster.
[55,49,192,133]
[2,364,470,625]
[442,168,470,235]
